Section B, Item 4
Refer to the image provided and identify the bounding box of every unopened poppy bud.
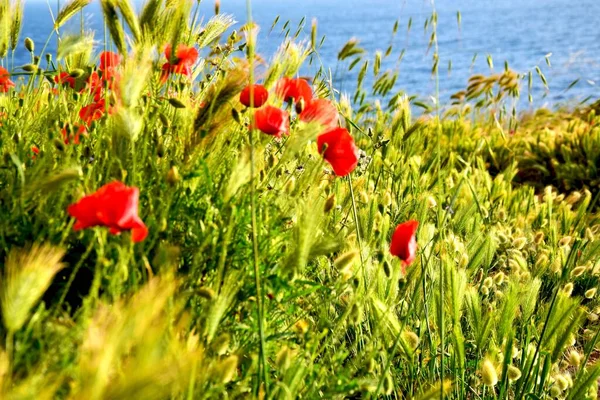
[481,359,498,387]
[167,166,180,186]
[212,355,238,384]
[534,231,544,244]
[214,0,220,14]
[585,288,597,299]
[168,98,186,109]
[157,142,165,158]
[507,365,521,382]
[563,283,574,296]
[24,37,34,53]
[324,194,336,213]
[197,286,216,300]
[571,266,586,278]
[53,138,65,152]
[22,64,38,73]
[383,260,391,278]
[231,108,241,124]
[159,113,170,128]
[69,68,84,78]
[45,53,52,63]
[275,346,293,371]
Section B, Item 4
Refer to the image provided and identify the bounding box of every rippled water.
[18,0,600,107]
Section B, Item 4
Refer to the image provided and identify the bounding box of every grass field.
[0,0,600,398]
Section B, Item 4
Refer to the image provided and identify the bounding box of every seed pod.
[324,194,336,213]
[24,37,34,53]
[166,166,180,186]
[22,64,38,72]
[168,98,186,108]
[45,53,52,63]
[197,287,216,300]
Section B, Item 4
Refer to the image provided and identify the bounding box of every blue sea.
[17,0,600,108]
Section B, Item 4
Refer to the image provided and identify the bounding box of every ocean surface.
[16,0,600,108]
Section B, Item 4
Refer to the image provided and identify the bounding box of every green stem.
[245,0,269,396]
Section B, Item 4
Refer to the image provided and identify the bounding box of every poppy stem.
[245,0,269,396]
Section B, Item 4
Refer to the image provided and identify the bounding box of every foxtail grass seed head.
[493,272,505,285]
[550,385,562,397]
[587,313,598,322]
[481,359,498,387]
[585,288,597,299]
[213,355,238,384]
[294,319,309,335]
[556,374,568,391]
[211,333,230,356]
[563,283,574,297]
[507,365,521,382]
[427,195,437,209]
[571,266,586,278]
[403,330,419,351]
[559,236,572,247]
[459,252,469,268]
[534,231,545,244]
[483,277,493,288]
[481,285,490,296]
[333,251,358,271]
[568,350,582,367]
[512,237,527,250]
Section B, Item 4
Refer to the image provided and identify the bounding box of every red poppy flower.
[316,127,359,176]
[61,124,88,145]
[161,44,199,81]
[99,51,120,71]
[0,67,15,93]
[31,146,40,159]
[240,84,269,108]
[54,72,76,89]
[79,99,108,127]
[252,105,290,138]
[68,181,148,242]
[277,77,312,105]
[390,220,419,270]
[299,98,339,131]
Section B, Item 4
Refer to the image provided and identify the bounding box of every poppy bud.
[33,56,41,66]
[231,108,241,124]
[324,194,335,213]
[168,98,186,109]
[157,142,165,158]
[24,37,35,53]
[167,166,180,186]
[295,97,306,114]
[197,287,216,300]
[69,69,85,78]
[214,0,220,15]
[159,113,170,127]
[383,260,391,278]
[45,53,52,63]
[53,138,65,152]
[22,64,38,73]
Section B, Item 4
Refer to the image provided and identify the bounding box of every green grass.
[0,0,599,399]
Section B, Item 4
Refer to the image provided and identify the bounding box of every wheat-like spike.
[100,0,127,55]
[54,0,91,30]
[117,0,141,44]
[9,0,22,52]
[139,0,162,41]
[196,13,236,48]
[56,32,95,60]
[0,244,65,333]
[0,0,11,57]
